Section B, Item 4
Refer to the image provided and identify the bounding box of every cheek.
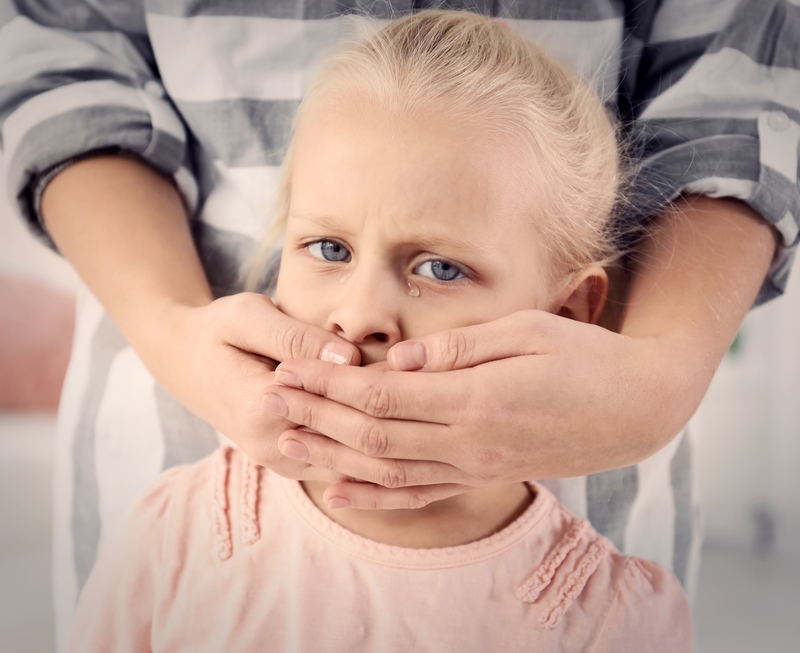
[273,257,334,329]
[402,282,545,338]
[398,294,504,339]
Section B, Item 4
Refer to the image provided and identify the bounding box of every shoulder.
[149,446,271,562]
[519,487,691,652]
[83,446,270,607]
[110,446,261,557]
[71,456,207,651]
[95,451,218,559]
[124,447,220,525]
[516,494,619,627]
[110,463,185,546]
[587,556,693,652]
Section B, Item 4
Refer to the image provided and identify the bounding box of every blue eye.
[415,260,464,282]
[307,240,351,262]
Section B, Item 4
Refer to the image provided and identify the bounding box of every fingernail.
[327,497,352,510]
[280,439,309,461]
[262,393,288,417]
[389,340,426,371]
[275,369,302,389]
[320,342,353,365]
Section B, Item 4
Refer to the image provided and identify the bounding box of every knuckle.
[224,292,247,314]
[522,308,552,337]
[314,371,333,397]
[246,438,286,470]
[514,308,537,328]
[363,495,381,511]
[360,379,395,419]
[405,491,430,510]
[376,459,408,489]
[315,446,337,471]
[230,291,263,321]
[280,323,311,361]
[354,419,390,458]
[473,443,516,469]
[245,398,279,435]
[436,329,472,369]
[298,401,319,431]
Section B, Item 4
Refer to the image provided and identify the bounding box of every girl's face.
[275,98,560,366]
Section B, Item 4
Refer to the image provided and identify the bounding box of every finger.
[265,453,346,484]
[273,359,471,423]
[278,429,466,488]
[323,481,472,510]
[233,378,343,485]
[263,386,458,461]
[386,309,562,372]
[238,413,345,485]
[218,292,361,366]
[245,438,345,484]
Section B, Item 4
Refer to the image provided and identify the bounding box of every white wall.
[0,169,77,289]
[691,260,800,556]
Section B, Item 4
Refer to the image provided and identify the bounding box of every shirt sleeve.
[67,467,181,653]
[0,0,198,250]
[625,0,800,304]
[590,558,693,653]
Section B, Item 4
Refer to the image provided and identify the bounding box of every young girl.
[69,12,691,652]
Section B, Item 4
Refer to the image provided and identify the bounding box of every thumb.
[222,293,361,366]
[387,310,558,372]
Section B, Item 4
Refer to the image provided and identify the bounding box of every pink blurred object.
[0,271,75,412]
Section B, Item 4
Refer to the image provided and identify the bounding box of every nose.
[326,264,403,357]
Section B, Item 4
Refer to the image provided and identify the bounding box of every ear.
[550,266,609,325]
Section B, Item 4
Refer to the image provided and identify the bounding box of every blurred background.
[1,169,799,651]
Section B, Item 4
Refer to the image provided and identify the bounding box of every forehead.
[288,97,542,248]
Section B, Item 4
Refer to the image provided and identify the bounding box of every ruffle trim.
[211,446,262,561]
[517,514,612,628]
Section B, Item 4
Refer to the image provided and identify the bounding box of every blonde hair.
[246,10,624,291]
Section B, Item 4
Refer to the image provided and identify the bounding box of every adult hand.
[150,292,361,479]
[262,196,777,509]
[40,155,361,482]
[265,312,666,509]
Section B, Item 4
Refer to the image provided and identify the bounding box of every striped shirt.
[1,1,798,650]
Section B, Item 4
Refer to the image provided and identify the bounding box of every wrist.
[626,330,714,455]
[123,297,212,387]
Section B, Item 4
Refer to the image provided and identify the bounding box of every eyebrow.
[288,211,491,258]
[289,212,351,235]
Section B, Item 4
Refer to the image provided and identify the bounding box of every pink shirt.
[70,447,692,652]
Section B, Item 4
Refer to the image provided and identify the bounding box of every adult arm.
[263,0,799,508]
[264,196,776,508]
[40,155,358,480]
[2,2,359,477]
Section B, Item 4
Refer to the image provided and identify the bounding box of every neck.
[301,481,534,548]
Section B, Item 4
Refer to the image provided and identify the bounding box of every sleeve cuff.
[3,79,199,250]
[632,109,800,304]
